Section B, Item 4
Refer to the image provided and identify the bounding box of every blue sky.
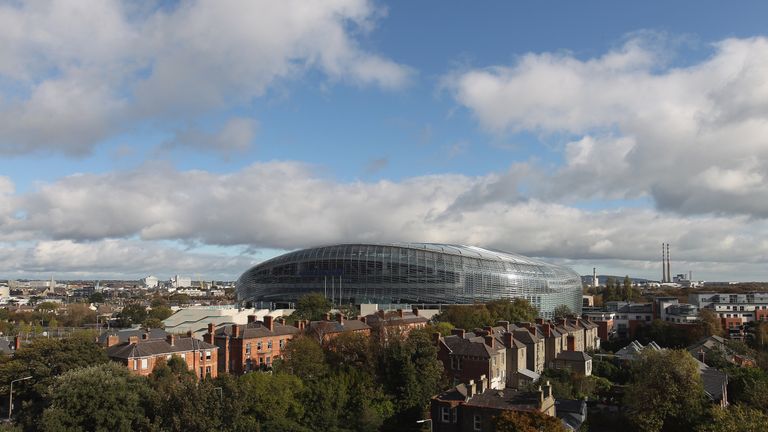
[2,1,768,281]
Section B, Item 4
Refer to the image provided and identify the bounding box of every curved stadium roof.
[237,242,582,318]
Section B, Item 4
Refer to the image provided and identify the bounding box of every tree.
[276,336,329,381]
[494,410,567,432]
[552,304,573,320]
[697,405,768,432]
[88,292,105,304]
[434,305,492,330]
[236,372,306,431]
[292,293,332,321]
[39,363,156,432]
[0,332,109,428]
[699,308,723,337]
[148,305,173,321]
[486,299,539,323]
[60,303,97,327]
[117,303,148,327]
[624,349,706,432]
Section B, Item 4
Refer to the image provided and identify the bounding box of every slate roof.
[364,311,428,327]
[309,319,371,339]
[615,340,661,361]
[512,329,541,345]
[441,334,503,358]
[216,321,299,339]
[695,358,728,402]
[463,388,545,411]
[98,328,168,345]
[556,351,592,362]
[106,337,216,359]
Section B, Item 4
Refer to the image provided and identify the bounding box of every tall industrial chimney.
[666,243,671,283]
[662,243,666,283]
[593,267,598,288]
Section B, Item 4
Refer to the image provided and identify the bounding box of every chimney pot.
[468,380,476,398]
[477,375,486,393]
[264,316,274,331]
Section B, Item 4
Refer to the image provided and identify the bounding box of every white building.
[142,275,159,289]
[171,275,192,289]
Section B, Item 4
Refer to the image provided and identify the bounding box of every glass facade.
[236,243,582,318]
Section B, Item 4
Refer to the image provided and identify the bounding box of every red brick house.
[363,308,428,341]
[435,329,507,391]
[204,315,299,374]
[308,313,371,343]
[106,333,218,379]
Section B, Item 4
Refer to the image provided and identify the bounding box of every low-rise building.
[204,315,300,374]
[106,333,218,379]
[308,313,371,343]
[435,329,507,391]
[553,351,592,376]
[430,375,556,432]
[363,308,428,341]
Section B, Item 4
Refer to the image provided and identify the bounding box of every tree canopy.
[292,293,332,321]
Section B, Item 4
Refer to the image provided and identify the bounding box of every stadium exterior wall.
[236,243,582,318]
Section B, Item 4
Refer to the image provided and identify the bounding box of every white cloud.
[446,36,768,217]
[163,117,258,155]
[2,162,768,280]
[0,0,411,154]
[0,239,255,280]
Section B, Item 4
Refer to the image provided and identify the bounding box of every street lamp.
[416,418,432,432]
[8,376,32,421]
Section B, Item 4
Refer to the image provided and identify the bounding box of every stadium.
[236,243,582,318]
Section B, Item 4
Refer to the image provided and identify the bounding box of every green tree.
[494,410,567,432]
[39,363,157,432]
[276,336,329,381]
[117,303,148,327]
[697,405,768,432]
[0,332,109,428]
[552,304,573,320]
[486,298,539,323]
[378,331,444,430]
[88,292,105,303]
[292,293,332,321]
[237,372,307,431]
[699,308,724,337]
[434,305,491,330]
[148,305,173,321]
[59,303,97,327]
[624,349,706,432]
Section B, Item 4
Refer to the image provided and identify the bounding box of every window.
[266,356,271,366]
[205,350,212,360]
[452,408,458,423]
[279,339,285,349]
[246,343,251,355]
[473,415,481,431]
[205,366,212,376]
[257,341,263,351]
[441,407,450,423]
[141,358,148,370]
[133,359,138,370]
[450,356,463,370]
[267,340,273,349]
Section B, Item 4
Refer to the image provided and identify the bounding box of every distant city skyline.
[2,1,768,281]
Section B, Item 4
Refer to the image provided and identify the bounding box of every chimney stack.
[247,315,256,324]
[496,320,510,331]
[128,335,139,345]
[264,316,274,331]
[232,324,240,338]
[484,335,494,348]
[397,309,404,318]
[503,332,514,348]
[167,334,176,346]
[336,313,344,325]
[412,308,420,316]
[535,318,544,325]
[141,332,149,340]
[432,332,441,344]
[477,374,486,394]
[106,335,119,348]
[467,379,476,398]
[567,335,575,351]
[208,322,215,335]
[324,312,331,321]
[451,328,466,339]
[359,316,367,324]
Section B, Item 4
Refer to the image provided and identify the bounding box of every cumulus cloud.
[445,36,768,217]
[0,0,411,155]
[2,162,768,281]
[0,239,255,280]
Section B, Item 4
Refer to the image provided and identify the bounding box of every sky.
[2,0,768,281]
